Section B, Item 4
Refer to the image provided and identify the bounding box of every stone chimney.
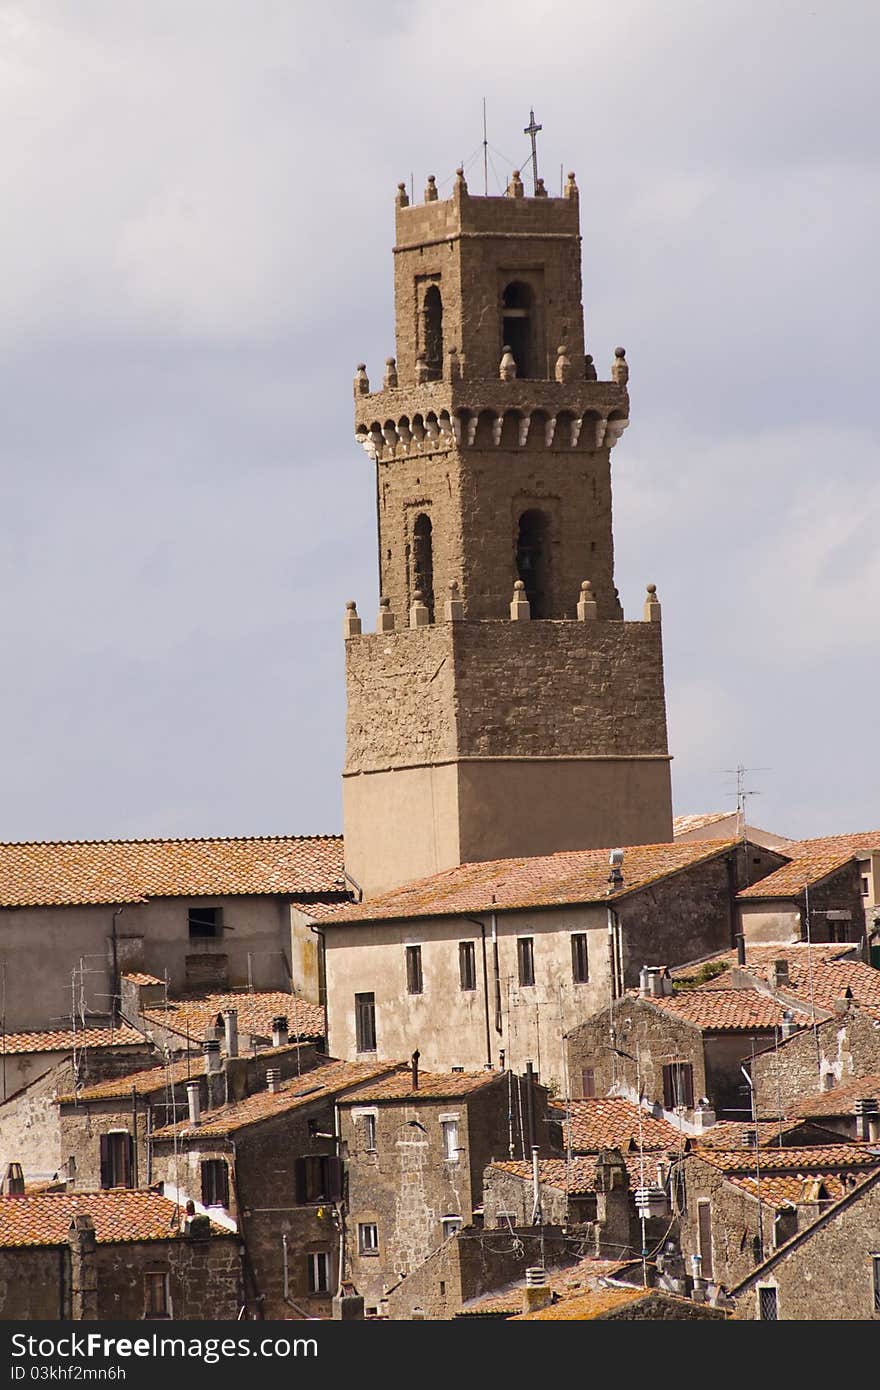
[411,1050,420,1090]
[68,1215,98,1321]
[332,1282,365,1320]
[223,1009,239,1058]
[593,1148,630,1256]
[203,1038,222,1074]
[2,1163,24,1196]
[186,1080,201,1127]
[692,1099,716,1132]
[522,1266,553,1315]
[854,1097,880,1142]
[271,1016,289,1048]
[770,959,790,989]
[266,1068,282,1094]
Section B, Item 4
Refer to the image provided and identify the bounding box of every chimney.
[639,965,651,997]
[2,1163,24,1196]
[411,1050,420,1090]
[522,1266,553,1315]
[271,1015,289,1048]
[186,1080,201,1127]
[692,1099,716,1132]
[223,1008,239,1057]
[770,959,790,989]
[854,1097,879,1142]
[266,1068,282,1094]
[780,1009,796,1040]
[833,995,851,1017]
[203,1038,222,1074]
[689,1253,707,1303]
[736,934,746,966]
[68,1215,98,1321]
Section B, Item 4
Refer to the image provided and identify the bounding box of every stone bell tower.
[343,165,673,898]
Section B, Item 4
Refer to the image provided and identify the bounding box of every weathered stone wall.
[384,1226,570,1320]
[566,995,707,1109]
[730,1173,880,1319]
[680,1153,768,1291]
[752,1008,880,1117]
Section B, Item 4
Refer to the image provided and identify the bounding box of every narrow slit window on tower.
[501,281,534,379]
[516,509,550,618]
[423,284,443,380]
[412,513,434,620]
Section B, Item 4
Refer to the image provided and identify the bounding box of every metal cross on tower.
[523,108,542,194]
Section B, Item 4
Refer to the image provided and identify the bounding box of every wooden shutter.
[294,1157,307,1205]
[324,1155,343,1203]
[99,1134,112,1190]
[662,1064,675,1111]
[697,1201,714,1279]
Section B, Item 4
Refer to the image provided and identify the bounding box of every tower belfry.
[343,163,673,898]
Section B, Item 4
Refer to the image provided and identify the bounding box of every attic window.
[188,907,221,939]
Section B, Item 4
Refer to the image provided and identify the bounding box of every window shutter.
[662,1065,674,1111]
[681,1063,695,1109]
[325,1155,343,1203]
[219,1161,230,1208]
[123,1133,134,1188]
[294,1157,307,1205]
[99,1135,112,1190]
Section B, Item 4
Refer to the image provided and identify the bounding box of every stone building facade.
[337,1067,550,1312]
[344,169,675,896]
[751,1004,880,1117]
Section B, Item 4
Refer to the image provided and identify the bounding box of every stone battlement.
[393,168,581,247]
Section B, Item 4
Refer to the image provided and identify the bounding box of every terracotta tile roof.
[489,1153,669,1194]
[737,848,856,900]
[673,813,732,836]
[339,1069,500,1104]
[0,835,345,908]
[0,1025,144,1056]
[727,1172,849,1206]
[695,1144,880,1174]
[122,972,164,986]
[694,1119,828,1148]
[320,839,738,924]
[459,1258,633,1316]
[642,990,813,1032]
[0,1191,230,1247]
[786,830,880,857]
[56,1041,311,1104]
[672,943,855,982]
[510,1287,660,1320]
[141,990,325,1043]
[691,949,880,1021]
[150,1058,396,1139]
[783,1071,880,1119]
[563,1098,686,1152]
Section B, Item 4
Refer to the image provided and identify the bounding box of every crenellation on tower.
[343,149,673,896]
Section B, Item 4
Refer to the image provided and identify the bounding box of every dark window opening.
[144,1271,170,1319]
[200,1159,230,1208]
[662,1061,695,1111]
[188,906,221,939]
[516,509,550,617]
[697,1200,714,1281]
[571,934,589,984]
[423,284,443,380]
[295,1154,343,1205]
[308,1251,330,1294]
[517,937,535,988]
[406,945,423,995]
[99,1132,133,1190]
[412,513,434,620]
[355,992,376,1053]
[758,1286,778,1321]
[581,1068,595,1098]
[501,281,534,378]
[873,1256,880,1312]
[459,941,477,992]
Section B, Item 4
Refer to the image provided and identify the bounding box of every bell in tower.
[344,153,673,898]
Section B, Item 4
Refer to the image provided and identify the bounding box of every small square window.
[308,1251,330,1294]
[405,945,423,995]
[758,1286,778,1321]
[441,1216,462,1240]
[200,1159,229,1208]
[188,906,221,939]
[517,937,535,988]
[459,941,477,992]
[358,1222,379,1255]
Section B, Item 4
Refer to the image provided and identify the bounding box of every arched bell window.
[516,509,550,617]
[423,285,443,381]
[412,513,435,620]
[502,281,534,379]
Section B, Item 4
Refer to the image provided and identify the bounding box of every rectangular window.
[517,937,535,987]
[758,1286,778,1321]
[581,1067,596,1098]
[362,1113,377,1151]
[99,1131,133,1190]
[307,1251,330,1295]
[188,906,221,939]
[358,1222,379,1255]
[355,992,376,1052]
[571,933,589,984]
[862,876,870,896]
[459,941,477,991]
[405,945,423,995]
[295,1155,343,1205]
[441,1119,460,1161]
[200,1159,230,1208]
[143,1271,170,1319]
[662,1061,695,1110]
[441,1216,462,1240]
[697,1200,714,1281]
[873,1255,880,1313]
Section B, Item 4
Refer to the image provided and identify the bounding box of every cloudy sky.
[0,0,877,845]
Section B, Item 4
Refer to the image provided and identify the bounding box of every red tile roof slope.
[673,813,732,836]
[563,1098,686,1152]
[339,1070,500,1103]
[696,1144,880,1174]
[783,1071,880,1119]
[459,1258,634,1316]
[142,990,325,1042]
[738,848,857,900]
[0,1026,144,1056]
[727,1173,850,1205]
[319,839,739,924]
[0,835,345,908]
[0,1191,230,1247]
[150,1058,397,1139]
[787,830,880,856]
[686,943,855,986]
[643,990,813,1032]
[489,1153,669,1193]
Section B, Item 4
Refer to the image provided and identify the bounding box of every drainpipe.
[491,913,502,1034]
[111,907,124,1023]
[466,917,493,1069]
